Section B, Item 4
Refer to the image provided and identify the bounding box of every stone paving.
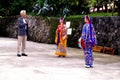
[0,37,120,80]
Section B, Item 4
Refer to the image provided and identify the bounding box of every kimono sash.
[78,37,85,49]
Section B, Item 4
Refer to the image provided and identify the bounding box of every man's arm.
[18,18,27,28]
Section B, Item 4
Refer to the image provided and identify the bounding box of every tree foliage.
[0,0,120,16]
[0,0,90,16]
[89,0,120,16]
[0,0,35,16]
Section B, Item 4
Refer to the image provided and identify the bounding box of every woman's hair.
[59,17,64,21]
[85,15,90,22]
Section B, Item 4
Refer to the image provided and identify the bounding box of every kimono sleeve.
[81,24,86,41]
[92,26,97,45]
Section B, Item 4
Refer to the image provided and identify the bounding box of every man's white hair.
[20,10,26,15]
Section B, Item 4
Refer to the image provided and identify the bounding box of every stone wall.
[76,16,120,55]
[27,16,50,43]
[0,17,11,36]
[93,17,120,54]
[0,16,120,55]
[0,16,51,43]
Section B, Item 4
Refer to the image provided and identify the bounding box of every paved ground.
[0,37,120,80]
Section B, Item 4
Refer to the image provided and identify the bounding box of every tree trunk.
[118,1,120,16]
[96,0,99,12]
[104,4,108,12]
[97,6,100,12]
[112,1,115,16]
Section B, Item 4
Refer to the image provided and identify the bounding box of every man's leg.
[22,36,28,56]
[17,36,23,57]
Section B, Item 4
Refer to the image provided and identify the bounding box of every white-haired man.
[17,10,28,57]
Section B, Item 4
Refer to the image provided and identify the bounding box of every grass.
[27,12,39,16]
[89,12,118,17]
[27,12,118,18]
[68,12,118,18]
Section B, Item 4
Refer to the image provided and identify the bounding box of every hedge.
[49,16,84,48]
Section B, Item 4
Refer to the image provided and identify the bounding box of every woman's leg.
[84,47,93,67]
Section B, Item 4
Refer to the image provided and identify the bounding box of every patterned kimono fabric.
[81,22,97,67]
[55,23,67,57]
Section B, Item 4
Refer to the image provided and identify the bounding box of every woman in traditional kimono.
[81,15,97,68]
[55,17,67,57]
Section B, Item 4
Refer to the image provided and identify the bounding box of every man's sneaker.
[17,54,21,57]
[85,65,90,68]
[90,65,93,68]
[22,53,28,56]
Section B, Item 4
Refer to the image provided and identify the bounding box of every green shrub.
[49,16,84,47]
[49,17,59,44]
[48,12,118,46]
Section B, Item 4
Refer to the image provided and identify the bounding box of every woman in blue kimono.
[81,15,97,68]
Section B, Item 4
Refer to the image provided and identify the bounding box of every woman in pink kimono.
[55,17,67,57]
